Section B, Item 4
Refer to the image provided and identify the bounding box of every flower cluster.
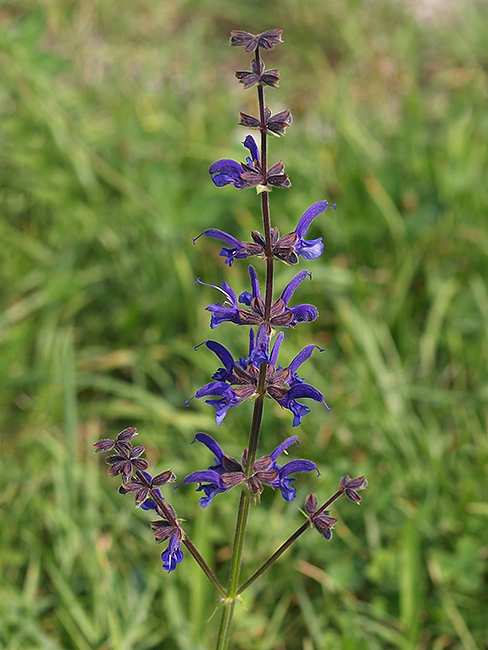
[187,331,328,426]
[197,265,318,332]
[94,427,184,573]
[94,28,367,605]
[184,434,319,507]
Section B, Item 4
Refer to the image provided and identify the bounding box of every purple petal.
[161,534,184,572]
[248,265,261,299]
[205,341,235,374]
[197,229,243,249]
[280,271,311,306]
[247,325,270,366]
[269,332,285,367]
[295,201,332,238]
[270,436,299,461]
[297,237,324,260]
[238,290,252,306]
[243,135,259,162]
[279,459,319,478]
[278,384,328,427]
[288,344,323,376]
[209,159,246,188]
[206,393,241,425]
[184,469,223,484]
[193,381,234,400]
[193,433,225,460]
[286,383,327,405]
[289,304,319,324]
[207,306,242,329]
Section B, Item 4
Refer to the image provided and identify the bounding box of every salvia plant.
[95,29,367,650]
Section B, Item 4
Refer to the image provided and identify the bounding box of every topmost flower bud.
[229,29,283,52]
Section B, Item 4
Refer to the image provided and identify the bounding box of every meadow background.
[1,0,487,648]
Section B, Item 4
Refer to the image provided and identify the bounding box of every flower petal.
[193,433,225,461]
[161,534,184,572]
[289,304,318,324]
[243,135,259,163]
[295,201,332,238]
[279,459,319,478]
[196,229,243,249]
[209,159,245,188]
[269,332,286,367]
[288,344,323,376]
[184,469,224,485]
[205,341,235,375]
[280,270,311,305]
[269,436,299,461]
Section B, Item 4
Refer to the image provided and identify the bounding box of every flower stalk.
[94,28,366,650]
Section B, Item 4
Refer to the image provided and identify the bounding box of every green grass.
[1,0,487,648]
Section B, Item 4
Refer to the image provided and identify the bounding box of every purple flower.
[161,532,184,572]
[193,200,334,266]
[197,266,318,331]
[184,434,318,507]
[186,328,328,426]
[209,135,261,189]
[272,201,336,264]
[238,266,318,333]
[195,277,242,329]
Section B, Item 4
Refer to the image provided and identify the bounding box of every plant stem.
[216,398,263,650]
[236,490,344,595]
[215,45,275,650]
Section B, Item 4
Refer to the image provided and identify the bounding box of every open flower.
[183,433,318,507]
[161,531,184,572]
[209,135,260,189]
[197,265,318,332]
[186,328,328,426]
[194,200,334,266]
[208,135,290,191]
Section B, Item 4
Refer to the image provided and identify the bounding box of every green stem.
[237,490,344,595]
[215,398,263,650]
[215,44,274,649]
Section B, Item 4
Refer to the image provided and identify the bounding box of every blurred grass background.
[1,0,487,648]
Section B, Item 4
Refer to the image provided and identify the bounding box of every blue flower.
[197,266,318,331]
[161,532,184,572]
[186,328,328,426]
[193,200,335,266]
[183,433,318,507]
[209,135,261,189]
